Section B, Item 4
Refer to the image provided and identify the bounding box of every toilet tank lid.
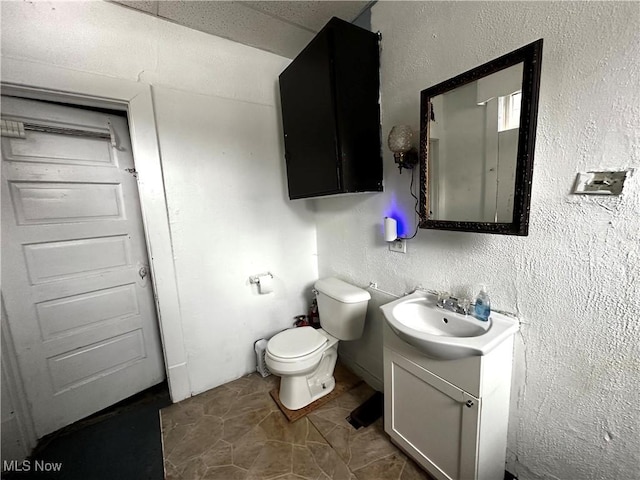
[314,278,371,304]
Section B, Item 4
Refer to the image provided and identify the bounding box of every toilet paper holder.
[249,272,274,285]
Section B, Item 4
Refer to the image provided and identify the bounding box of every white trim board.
[1,57,190,402]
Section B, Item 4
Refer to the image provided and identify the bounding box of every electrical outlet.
[389,239,406,254]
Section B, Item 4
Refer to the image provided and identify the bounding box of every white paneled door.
[1,96,165,437]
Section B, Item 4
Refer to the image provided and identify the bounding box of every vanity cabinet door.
[384,348,480,480]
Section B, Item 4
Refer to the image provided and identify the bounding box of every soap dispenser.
[474,285,491,321]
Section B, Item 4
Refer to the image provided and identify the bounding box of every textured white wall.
[3,2,639,477]
[1,1,318,395]
[316,2,640,479]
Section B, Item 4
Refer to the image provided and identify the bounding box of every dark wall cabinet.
[279,17,383,200]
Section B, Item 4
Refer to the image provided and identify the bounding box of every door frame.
[1,57,191,404]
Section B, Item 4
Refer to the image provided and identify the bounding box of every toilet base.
[278,345,338,410]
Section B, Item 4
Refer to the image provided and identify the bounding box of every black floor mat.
[2,382,171,480]
[347,391,384,429]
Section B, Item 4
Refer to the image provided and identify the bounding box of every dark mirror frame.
[419,39,543,236]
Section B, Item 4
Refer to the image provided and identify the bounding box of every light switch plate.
[573,170,630,195]
[389,239,406,254]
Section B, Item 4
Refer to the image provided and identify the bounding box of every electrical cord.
[399,166,421,240]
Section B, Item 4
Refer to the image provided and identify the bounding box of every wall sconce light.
[388,125,418,173]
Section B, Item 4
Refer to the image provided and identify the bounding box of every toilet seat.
[267,327,327,360]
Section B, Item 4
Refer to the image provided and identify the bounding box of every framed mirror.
[419,39,543,235]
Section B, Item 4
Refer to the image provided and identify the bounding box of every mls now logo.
[3,459,63,472]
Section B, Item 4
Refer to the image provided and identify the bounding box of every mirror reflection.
[428,63,523,223]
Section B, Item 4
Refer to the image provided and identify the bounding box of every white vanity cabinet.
[384,324,515,480]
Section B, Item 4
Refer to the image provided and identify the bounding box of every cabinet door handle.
[465,400,474,408]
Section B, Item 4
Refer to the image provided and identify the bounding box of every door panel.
[23,235,132,284]
[48,329,146,394]
[1,96,165,437]
[36,283,139,339]
[4,131,115,165]
[10,181,124,224]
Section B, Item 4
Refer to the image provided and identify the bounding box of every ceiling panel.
[110,0,372,59]
[158,1,315,58]
[242,1,369,32]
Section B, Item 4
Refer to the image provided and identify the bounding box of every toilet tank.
[314,278,371,340]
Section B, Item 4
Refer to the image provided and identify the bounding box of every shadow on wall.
[313,190,380,215]
[414,227,490,249]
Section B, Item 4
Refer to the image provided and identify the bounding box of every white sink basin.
[380,291,519,360]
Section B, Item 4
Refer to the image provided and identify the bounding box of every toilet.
[265,277,371,410]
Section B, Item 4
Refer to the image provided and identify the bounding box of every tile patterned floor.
[308,383,431,480]
[161,373,433,480]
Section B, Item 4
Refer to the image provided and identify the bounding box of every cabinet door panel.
[384,348,480,480]
[279,30,340,199]
[332,21,382,192]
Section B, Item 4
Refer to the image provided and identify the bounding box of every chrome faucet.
[436,294,470,315]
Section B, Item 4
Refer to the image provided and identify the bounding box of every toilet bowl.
[266,327,339,410]
[265,277,370,410]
